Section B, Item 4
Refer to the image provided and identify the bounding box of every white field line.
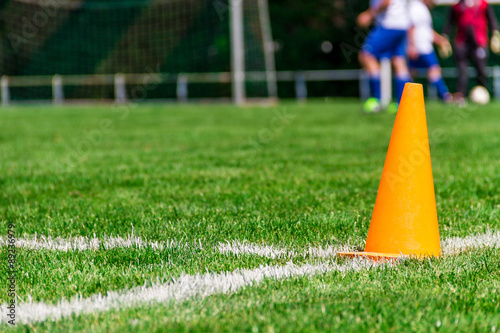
[441,230,500,254]
[217,241,354,259]
[217,230,500,258]
[1,230,499,256]
[0,259,381,325]
[0,231,499,324]
[0,234,190,252]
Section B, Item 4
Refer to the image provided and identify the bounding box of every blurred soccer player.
[357,0,412,112]
[408,0,453,103]
[443,0,500,99]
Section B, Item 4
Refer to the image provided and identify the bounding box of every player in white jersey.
[358,0,412,112]
[408,0,453,102]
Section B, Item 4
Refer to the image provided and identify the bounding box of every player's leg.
[360,27,390,112]
[392,31,411,104]
[361,27,408,111]
[408,56,421,80]
[359,51,381,100]
[392,56,412,104]
[470,47,488,88]
[360,26,389,105]
[428,66,451,102]
[454,43,468,96]
[423,52,451,102]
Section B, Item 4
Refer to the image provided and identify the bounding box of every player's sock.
[430,76,450,101]
[395,74,411,103]
[369,72,381,100]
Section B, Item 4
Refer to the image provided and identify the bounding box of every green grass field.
[0,100,499,332]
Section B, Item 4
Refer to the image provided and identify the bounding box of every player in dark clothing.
[443,0,500,98]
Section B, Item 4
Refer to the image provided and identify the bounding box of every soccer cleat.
[363,98,381,113]
[451,92,467,108]
[386,102,398,114]
[442,92,453,104]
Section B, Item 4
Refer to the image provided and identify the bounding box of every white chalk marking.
[0,259,380,325]
[0,231,499,325]
[0,234,186,252]
[218,230,500,258]
[441,229,500,254]
[2,230,499,257]
[217,240,354,259]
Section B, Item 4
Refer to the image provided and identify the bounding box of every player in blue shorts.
[408,0,453,103]
[358,0,412,112]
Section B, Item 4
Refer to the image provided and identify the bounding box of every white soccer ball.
[469,85,490,105]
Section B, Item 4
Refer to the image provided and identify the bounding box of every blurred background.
[0,0,499,103]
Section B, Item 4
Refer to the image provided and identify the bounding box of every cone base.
[338,251,402,261]
[338,251,439,261]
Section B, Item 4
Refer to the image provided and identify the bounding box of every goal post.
[230,0,245,105]
[257,0,278,100]
[230,0,278,105]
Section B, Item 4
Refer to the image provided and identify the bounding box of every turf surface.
[0,100,499,331]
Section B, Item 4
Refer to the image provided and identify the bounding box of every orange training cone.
[340,83,440,260]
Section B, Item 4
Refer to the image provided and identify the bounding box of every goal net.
[0,0,277,103]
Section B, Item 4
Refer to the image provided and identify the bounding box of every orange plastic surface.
[340,83,441,260]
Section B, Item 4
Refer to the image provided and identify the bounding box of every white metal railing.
[1,67,500,104]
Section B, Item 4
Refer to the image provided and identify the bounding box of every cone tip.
[404,82,423,91]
